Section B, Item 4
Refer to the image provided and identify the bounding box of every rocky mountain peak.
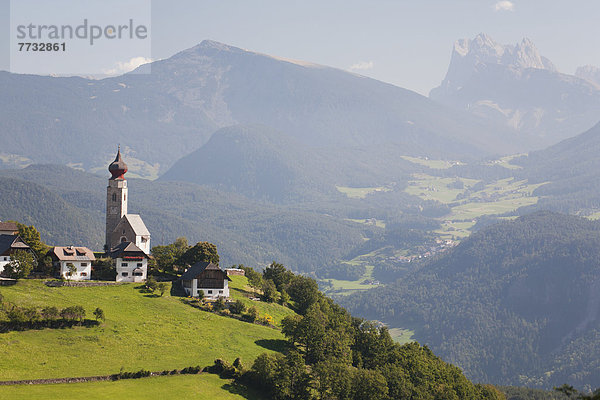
[450,33,555,72]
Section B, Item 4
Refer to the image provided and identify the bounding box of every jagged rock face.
[430,33,600,148]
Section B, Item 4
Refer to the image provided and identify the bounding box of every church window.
[121,263,128,267]
[124,194,126,201]
[112,193,117,202]
[81,272,87,276]
[207,290,213,294]
[121,236,127,243]
[81,263,87,267]
[137,263,143,267]
[122,272,129,276]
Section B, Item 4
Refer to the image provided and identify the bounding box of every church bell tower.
[105,147,128,251]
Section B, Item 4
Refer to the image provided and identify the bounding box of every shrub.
[213,297,226,312]
[42,306,59,320]
[146,276,157,292]
[233,357,244,371]
[181,365,201,374]
[243,306,259,323]
[229,299,246,315]
[60,305,85,323]
[257,314,274,326]
[93,307,105,322]
[157,282,168,296]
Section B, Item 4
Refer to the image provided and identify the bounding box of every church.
[105,148,151,282]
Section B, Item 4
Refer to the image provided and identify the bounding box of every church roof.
[108,148,128,180]
[123,214,150,236]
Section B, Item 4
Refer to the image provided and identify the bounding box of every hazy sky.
[3,0,600,95]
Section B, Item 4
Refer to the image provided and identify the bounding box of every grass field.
[388,327,415,344]
[404,173,480,204]
[484,154,524,170]
[347,218,386,228]
[400,155,464,169]
[320,265,381,296]
[0,374,262,400]
[228,276,296,326]
[336,185,390,199]
[0,279,285,381]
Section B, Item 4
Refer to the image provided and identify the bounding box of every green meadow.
[0,374,262,400]
[335,185,390,199]
[0,278,286,382]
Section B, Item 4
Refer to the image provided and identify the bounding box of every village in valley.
[0,148,235,300]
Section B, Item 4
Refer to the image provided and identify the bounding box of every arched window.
[121,236,127,243]
[112,193,117,202]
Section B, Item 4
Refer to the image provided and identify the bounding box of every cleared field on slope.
[0,279,285,381]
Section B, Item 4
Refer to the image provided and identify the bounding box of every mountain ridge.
[430,33,600,147]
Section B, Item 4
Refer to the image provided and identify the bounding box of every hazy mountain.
[159,123,437,203]
[0,40,527,177]
[160,124,337,203]
[0,165,373,271]
[343,211,600,388]
[575,65,600,86]
[505,121,600,216]
[430,33,600,148]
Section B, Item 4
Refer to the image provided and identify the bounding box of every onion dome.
[108,147,128,179]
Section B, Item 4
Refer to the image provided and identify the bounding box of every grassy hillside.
[0,374,261,400]
[0,279,285,381]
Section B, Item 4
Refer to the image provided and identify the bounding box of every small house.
[50,246,96,280]
[0,222,18,236]
[110,241,149,283]
[181,262,231,299]
[0,234,31,275]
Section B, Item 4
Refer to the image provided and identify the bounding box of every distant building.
[225,268,245,277]
[0,222,18,236]
[110,241,149,283]
[49,246,96,280]
[0,235,31,275]
[181,262,230,299]
[105,148,151,254]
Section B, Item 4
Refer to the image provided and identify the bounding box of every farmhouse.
[0,234,31,275]
[49,246,95,280]
[0,221,18,235]
[181,262,231,299]
[110,241,149,283]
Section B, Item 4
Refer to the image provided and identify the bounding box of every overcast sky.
[3,0,600,95]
